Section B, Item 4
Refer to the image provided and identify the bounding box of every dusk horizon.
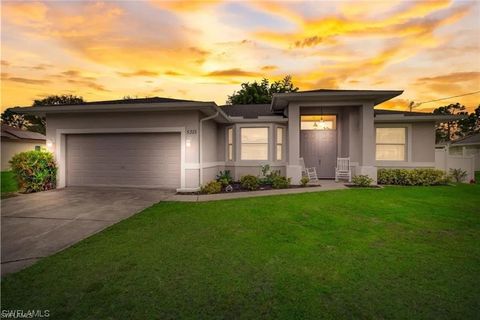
[1,0,479,112]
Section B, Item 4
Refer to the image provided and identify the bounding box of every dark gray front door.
[300,130,337,178]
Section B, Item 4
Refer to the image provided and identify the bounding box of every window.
[35,145,41,151]
[276,127,283,161]
[376,127,406,161]
[227,127,233,161]
[241,127,268,160]
[301,115,336,130]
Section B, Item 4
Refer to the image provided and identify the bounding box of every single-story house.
[1,125,46,171]
[447,133,480,171]
[14,90,464,191]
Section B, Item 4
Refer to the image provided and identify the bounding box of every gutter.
[199,110,219,187]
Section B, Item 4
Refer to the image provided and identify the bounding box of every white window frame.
[240,127,269,161]
[276,126,285,161]
[226,126,234,161]
[375,124,412,163]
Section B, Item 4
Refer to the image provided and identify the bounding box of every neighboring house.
[1,125,46,171]
[13,90,463,191]
[448,133,480,171]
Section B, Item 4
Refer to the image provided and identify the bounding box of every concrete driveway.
[1,187,174,276]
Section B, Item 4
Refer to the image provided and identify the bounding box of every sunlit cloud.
[1,0,479,111]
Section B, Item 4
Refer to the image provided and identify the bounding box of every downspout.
[199,111,219,187]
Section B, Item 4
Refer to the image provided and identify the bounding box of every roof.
[271,89,403,111]
[62,96,203,106]
[1,124,46,141]
[374,109,433,116]
[451,133,480,146]
[374,108,467,123]
[220,104,282,118]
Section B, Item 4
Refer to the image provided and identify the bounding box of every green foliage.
[352,175,374,187]
[1,95,85,135]
[200,180,222,194]
[271,175,291,189]
[1,171,19,193]
[300,176,310,187]
[433,103,479,143]
[259,164,281,185]
[215,170,233,186]
[227,76,298,104]
[378,168,449,186]
[449,168,468,183]
[240,175,260,191]
[9,151,57,193]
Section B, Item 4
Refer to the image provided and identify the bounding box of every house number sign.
[186,129,197,135]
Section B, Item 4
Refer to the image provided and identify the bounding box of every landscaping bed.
[179,182,318,195]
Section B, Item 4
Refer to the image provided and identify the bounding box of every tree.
[433,103,468,142]
[1,95,85,135]
[227,75,299,104]
[457,105,480,137]
[1,109,29,129]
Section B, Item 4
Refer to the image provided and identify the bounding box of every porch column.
[358,103,377,183]
[286,103,302,184]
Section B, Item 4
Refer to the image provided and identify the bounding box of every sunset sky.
[1,0,479,112]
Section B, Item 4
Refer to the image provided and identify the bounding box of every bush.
[259,164,281,185]
[377,168,449,186]
[449,168,467,183]
[352,175,373,187]
[216,170,233,186]
[240,175,260,191]
[272,176,291,189]
[300,176,310,187]
[200,180,222,194]
[9,150,57,193]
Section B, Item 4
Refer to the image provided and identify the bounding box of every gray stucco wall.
[412,122,435,162]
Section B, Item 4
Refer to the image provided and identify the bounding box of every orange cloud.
[261,65,278,71]
[117,70,159,77]
[417,72,480,83]
[207,68,261,77]
[150,0,221,12]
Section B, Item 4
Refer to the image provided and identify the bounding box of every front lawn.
[2,185,479,319]
[1,171,18,194]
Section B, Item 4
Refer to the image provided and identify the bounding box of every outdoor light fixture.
[46,140,53,148]
[186,139,191,147]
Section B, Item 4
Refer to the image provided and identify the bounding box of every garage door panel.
[66,133,181,188]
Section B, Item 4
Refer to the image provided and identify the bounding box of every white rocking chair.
[299,157,318,182]
[335,157,351,182]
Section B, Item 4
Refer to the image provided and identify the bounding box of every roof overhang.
[375,114,467,123]
[11,101,232,123]
[271,90,403,111]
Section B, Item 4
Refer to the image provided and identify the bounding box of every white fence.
[435,148,475,182]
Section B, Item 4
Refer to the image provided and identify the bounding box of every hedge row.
[377,168,449,186]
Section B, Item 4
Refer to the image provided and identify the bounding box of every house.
[1,125,46,171]
[447,133,480,171]
[13,90,464,191]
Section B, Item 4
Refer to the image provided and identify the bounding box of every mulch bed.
[178,182,319,195]
[344,184,382,188]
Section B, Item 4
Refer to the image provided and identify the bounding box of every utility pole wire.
[409,90,480,112]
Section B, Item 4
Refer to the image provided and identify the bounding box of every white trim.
[374,123,412,162]
[55,127,186,190]
[185,161,225,169]
[376,162,436,168]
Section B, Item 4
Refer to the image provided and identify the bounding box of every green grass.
[2,185,480,319]
[1,171,18,194]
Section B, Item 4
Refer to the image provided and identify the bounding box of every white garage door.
[66,133,181,189]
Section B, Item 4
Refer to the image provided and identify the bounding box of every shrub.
[9,150,57,193]
[272,175,291,189]
[300,176,310,187]
[352,175,373,187]
[259,164,281,185]
[216,170,233,186]
[449,168,467,183]
[377,168,449,186]
[240,175,260,191]
[200,180,222,194]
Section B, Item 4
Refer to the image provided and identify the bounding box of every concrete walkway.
[1,187,174,276]
[170,180,349,202]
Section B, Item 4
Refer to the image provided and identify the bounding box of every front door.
[300,127,337,179]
